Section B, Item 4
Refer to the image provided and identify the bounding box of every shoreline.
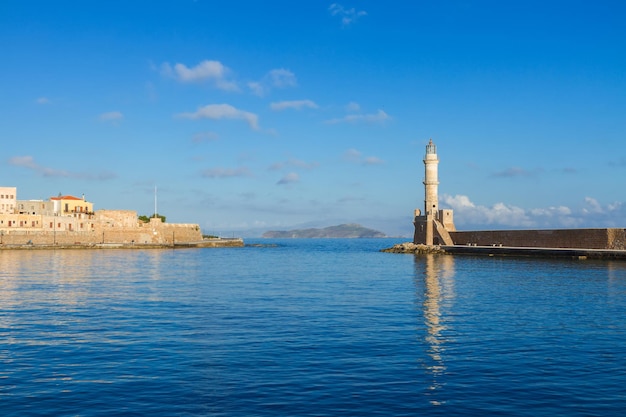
[0,238,244,250]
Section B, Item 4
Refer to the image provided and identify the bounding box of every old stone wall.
[448,228,621,249]
[0,210,203,246]
[607,229,626,250]
[0,223,202,246]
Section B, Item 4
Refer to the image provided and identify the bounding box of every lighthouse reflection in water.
[417,254,455,405]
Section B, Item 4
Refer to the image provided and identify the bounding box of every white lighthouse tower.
[424,138,439,218]
[413,139,455,246]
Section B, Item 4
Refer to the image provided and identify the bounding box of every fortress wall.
[448,229,618,249]
[607,229,626,250]
[95,210,138,227]
[1,224,202,246]
[0,230,100,245]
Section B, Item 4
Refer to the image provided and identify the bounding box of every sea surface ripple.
[1,239,626,416]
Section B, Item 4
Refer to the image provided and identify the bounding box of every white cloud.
[277,172,300,185]
[161,60,239,91]
[346,101,360,112]
[441,194,626,229]
[325,109,390,124]
[343,148,362,161]
[201,167,251,179]
[270,100,318,111]
[177,104,259,130]
[363,156,384,165]
[8,155,116,180]
[248,68,297,96]
[343,148,383,165]
[582,197,603,214]
[269,158,319,171]
[35,97,50,104]
[248,81,264,96]
[329,3,367,26]
[99,111,124,124]
[269,68,297,88]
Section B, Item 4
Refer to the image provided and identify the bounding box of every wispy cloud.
[609,157,626,167]
[270,100,318,111]
[177,104,259,130]
[201,167,252,179]
[35,97,50,105]
[491,167,542,178]
[99,111,124,124]
[346,101,360,112]
[8,155,116,180]
[329,3,367,27]
[269,158,319,171]
[269,68,297,88]
[248,68,297,96]
[192,131,219,143]
[363,156,384,165]
[161,60,239,91]
[277,172,300,185]
[343,148,384,165]
[325,109,390,125]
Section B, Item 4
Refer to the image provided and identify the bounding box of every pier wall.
[449,228,626,250]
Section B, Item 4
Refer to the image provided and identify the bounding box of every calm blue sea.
[1,238,626,416]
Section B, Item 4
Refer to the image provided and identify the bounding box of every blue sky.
[1,1,625,237]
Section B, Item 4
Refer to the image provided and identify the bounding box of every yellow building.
[50,195,94,215]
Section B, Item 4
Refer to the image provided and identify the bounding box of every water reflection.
[414,253,455,405]
[0,250,170,344]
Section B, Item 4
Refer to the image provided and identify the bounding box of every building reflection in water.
[414,253,455,406]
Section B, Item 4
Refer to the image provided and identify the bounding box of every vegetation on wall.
[138,214,166,223]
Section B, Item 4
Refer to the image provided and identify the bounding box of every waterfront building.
[0,186,205,246]
[50,194,93,215]
[0,187,16,215]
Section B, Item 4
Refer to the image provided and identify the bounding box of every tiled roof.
[50,195,83,201]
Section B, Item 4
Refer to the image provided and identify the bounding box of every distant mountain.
[262,223,387,238]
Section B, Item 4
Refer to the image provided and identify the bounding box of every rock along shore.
[380,242,446,254]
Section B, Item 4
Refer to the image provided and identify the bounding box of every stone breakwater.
[381,242,626,260]
[380,242,446,254]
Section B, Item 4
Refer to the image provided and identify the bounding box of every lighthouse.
[413,139,455,246]
[424,138,439,218]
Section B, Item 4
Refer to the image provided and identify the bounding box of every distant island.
[262,223,386,238]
